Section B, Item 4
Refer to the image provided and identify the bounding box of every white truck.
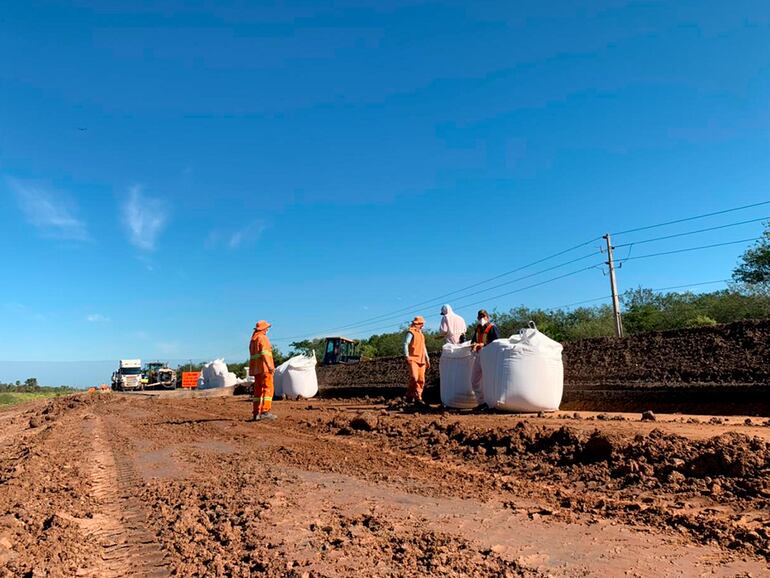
[111,359,143,391]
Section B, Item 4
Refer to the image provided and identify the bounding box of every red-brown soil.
[1,393,769,576]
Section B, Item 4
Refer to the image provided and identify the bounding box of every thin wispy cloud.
[207,221,266,250]
[9,178,90,241]
[86,313,110,323]
[122,186,168,251]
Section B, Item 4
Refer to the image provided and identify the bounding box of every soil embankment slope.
[318,319,770,415]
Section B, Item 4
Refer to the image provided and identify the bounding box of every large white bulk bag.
[282,352,318,399]
[479,323,563,412]
[199,358,238,389]
[273,359,290,398]
[439,342,479,408]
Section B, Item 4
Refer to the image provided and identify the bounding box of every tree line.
[0,378,75,394]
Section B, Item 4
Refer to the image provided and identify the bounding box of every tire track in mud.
[76,414,170,578]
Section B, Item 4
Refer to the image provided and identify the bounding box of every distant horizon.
[0,358,233,389]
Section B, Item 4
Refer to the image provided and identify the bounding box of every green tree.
[733,223,770,294]
[685,314,718,328]
[289,339,326,360]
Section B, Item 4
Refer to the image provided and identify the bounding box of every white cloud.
[86,313,110,323]
[9,178,89,241]
[207,221,266,250]
[122,186,168,251]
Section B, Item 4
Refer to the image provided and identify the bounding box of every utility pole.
[604,233,624,338]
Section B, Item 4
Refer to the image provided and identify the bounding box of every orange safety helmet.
[255,320,272,331]
[411,316,425,327]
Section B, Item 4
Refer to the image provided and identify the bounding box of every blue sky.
[1,1,769,386]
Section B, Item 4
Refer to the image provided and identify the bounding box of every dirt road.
[1,394,769,577]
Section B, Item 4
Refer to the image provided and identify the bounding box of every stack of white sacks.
[439,322,564,412]
[274,351,319,400]
[198,358,238,389]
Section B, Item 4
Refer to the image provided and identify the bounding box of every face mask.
[479,318,488,326]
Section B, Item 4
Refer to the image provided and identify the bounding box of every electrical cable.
[320,237,603,332]
[320,250,603,335]
[271,262,604,342]
[611,200,770,237]
[271,245,604,341]
[616,237,760,264]
[345,278,734,339]
[269,278,735,344]
[614,216,769,249]
[445,264,602,314]
[645,279,731,293]
[273,202,769,342]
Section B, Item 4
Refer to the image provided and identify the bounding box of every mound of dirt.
[564,318,770,385]
[305,413,770,558]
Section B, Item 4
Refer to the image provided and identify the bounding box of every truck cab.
[112,359,143,391]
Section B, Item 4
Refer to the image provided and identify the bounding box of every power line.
[451,264,602,313]
[614,216,769,249]
[325,250,603,334]
[617,237,760,264]
[271,244,603,341]
[350,278,734,339]
[272,262,605,342]
[273,238,742,343]
[322,279,735,341]
[645,279,731,293]
[329,237,602,331]
[270,277,735,345]
[611,200,770,237]
[342,292,615,339]
[274,201,769,343]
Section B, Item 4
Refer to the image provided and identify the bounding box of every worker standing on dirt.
[439,304,467,344]
[403,316,430,405]
[249,320,277,421]
[470,310,499,408]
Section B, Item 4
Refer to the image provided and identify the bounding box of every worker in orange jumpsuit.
[249,320,277,421]
[403,315,430,405]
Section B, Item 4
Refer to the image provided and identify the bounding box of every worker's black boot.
[250,414,262,422]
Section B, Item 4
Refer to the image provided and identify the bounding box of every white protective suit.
[439,304,467,345]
